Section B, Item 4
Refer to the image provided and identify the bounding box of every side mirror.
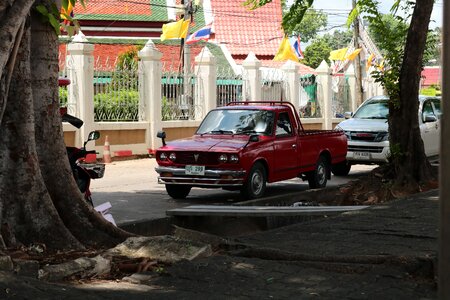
[249,134,259,142]
[88,131,100,141]
[424,115,437,123]
[157,131,166,146]
[344,112,353,119]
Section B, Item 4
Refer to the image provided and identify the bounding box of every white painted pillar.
[138,39,163,154]
[346,63,359,112]
[315,60,333,130]
[242,52,262,101]
[195,47,217,117]
[281,60,299,106]
[67,32,95,147]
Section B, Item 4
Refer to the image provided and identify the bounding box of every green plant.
[94,90,139,122]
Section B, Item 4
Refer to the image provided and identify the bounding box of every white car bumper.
[346,140,390,164]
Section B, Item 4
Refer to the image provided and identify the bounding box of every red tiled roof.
[74,0,152,16]
[59,43,205,72]
[421,67,441,86]
[210,0,284,56]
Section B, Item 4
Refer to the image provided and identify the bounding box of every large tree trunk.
[388,0,435,191]
[0,0,132,251]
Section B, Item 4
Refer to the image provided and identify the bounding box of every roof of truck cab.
[220,104,294,111]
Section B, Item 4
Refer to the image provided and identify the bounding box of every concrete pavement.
[90,158,375,225]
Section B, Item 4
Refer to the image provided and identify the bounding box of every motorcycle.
[60,107,105,206]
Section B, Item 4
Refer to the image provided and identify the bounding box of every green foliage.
[322,30,353,51]
[59,87,68,105]
[116,46,143,71]
[242,0,314,34]
[161,97,172,121]
[283,9,327,42]
[94,90,139,122]
[303,39,332,69]
[36,0,85,36]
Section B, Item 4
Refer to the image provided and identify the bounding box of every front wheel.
[331,160,351,176]
[241,162,266,199]
[307,156,329,189]
[166,184,191,199]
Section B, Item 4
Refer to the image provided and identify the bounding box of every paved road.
[91,158,375,225]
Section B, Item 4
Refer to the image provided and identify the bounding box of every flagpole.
[179,0,193,119]
[352,0,364,107]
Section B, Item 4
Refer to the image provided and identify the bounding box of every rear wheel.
[241,162,266,199]
[307,156,328,189]
[166,184,191,199]
[331,160,351,176]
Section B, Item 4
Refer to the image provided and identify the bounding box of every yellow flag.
[161,19,190,41]
[366,53,375,71]
[329,47,348,61]
[273,37,299,63]
[345,48,362,60]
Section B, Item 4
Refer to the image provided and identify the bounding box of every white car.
[334,95,441,175]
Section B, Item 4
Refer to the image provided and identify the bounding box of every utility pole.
[352,0,364,106]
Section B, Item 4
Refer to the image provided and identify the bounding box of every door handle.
[292,144,297,149]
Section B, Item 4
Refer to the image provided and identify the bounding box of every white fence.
[62,38,383,158]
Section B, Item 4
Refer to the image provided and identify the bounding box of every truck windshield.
[353,100,389,119]
[197,109,275,136]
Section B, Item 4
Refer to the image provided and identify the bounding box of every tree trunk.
[0,0,132,251]
[388,0,435,191]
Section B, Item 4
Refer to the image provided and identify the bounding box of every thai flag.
[292,36,304,60]
[186,23,212,45]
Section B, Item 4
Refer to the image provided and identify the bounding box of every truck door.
[420,99,440,156]
[273,111,298,180]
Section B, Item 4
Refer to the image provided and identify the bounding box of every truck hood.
[162,136,249,152]
[337,118,388,132]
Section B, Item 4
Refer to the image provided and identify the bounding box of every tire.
[331,160,351,176]
[307,156,328,189]
[241,162,266,199]
[166,184,191,199]
[74,168,89,193]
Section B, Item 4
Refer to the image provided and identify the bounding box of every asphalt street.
[90,158,375,225]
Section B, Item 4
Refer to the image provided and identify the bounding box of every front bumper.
[155,166,246,187]
[346,140,390,164]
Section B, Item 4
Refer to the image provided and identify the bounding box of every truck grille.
[348,131,387,142]
[175,152,219,165]
[348,145,384,153]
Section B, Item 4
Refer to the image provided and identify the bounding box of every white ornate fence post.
[242,52,262,101]
[67,33,95,147]
[195,47,217,116]
[346,63,359,112]
[138,40,163,154]
[282,60,299,106]
[316,60,333,130]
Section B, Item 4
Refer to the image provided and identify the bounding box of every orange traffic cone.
[103,135,112,163]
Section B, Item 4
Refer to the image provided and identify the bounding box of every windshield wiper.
[208,129,234,135]
[237,129,257,135]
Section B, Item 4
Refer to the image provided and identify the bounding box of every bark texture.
[388,0,435,191]
[0,0,131,251]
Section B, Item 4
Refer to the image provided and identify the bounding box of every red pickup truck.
[155,101,347,199]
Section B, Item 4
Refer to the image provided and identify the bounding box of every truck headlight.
[375,132,389,142]
[229,154,239,163]
[169,153,177,161]
[159,152,167,160]
[218,154,228,163]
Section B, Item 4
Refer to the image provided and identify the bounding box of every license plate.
[353,152,370,160]
[185,165,205,175]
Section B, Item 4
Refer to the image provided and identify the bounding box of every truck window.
[432,98,441,118]
[197,109,274,136]
[276,112,293,137]
[422,100,436,122]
